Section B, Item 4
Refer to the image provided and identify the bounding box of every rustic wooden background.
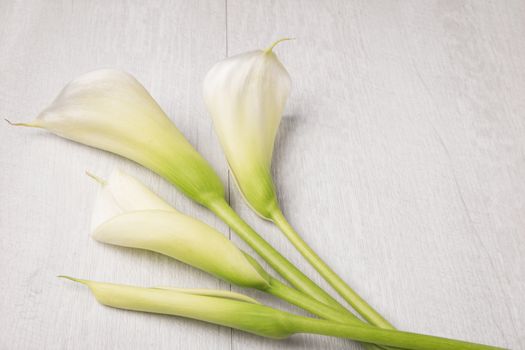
[1,1,524,349]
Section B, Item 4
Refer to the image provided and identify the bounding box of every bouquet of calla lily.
[10,40,504,350]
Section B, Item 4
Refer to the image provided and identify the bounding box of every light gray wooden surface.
[1,0,524,349]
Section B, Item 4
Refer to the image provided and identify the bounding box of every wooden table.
[1,1,523,349]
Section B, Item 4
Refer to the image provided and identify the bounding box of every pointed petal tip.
[4,118,40,128]
[90,226,104,241]
[264,38,295,53]
[58,275,87,284]
[85,171,107,186]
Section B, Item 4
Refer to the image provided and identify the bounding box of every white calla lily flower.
[11,69,224,205]
[90,169,269,290]
[203,39,292,219]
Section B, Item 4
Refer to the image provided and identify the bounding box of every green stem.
[271,209,394,329]
[209,199,396,350]
[289,316,504,350]
[208,199,402,350]
[208,198,343,310]
[265,277,363,325]
[265,277,389,350]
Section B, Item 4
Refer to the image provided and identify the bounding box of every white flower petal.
[90,169,175,231]
[22,69,225,206]
[92,210,270,289]
[203,44,291,218]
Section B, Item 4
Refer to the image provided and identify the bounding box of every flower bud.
[61,277,293,339]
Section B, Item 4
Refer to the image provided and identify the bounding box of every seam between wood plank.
[224,1,233,349]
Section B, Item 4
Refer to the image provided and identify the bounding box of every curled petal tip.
[264,38,295,53]
[85,171,107,186]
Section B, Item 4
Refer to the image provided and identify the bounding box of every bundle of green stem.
[11,41,504,349]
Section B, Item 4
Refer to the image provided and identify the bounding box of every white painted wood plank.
[0,1,230,349]
[226,1,525,349]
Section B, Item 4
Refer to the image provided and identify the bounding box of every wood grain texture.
[1,0,524,349]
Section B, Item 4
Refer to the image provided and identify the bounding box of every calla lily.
[91,169,270,290]
[88,170,366,328]
[204,41,395,329]
[10,69,224,206]
[61,276,291,339]
[61,277,502,350]
[203,39,292,219]
[11,68,348,312]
